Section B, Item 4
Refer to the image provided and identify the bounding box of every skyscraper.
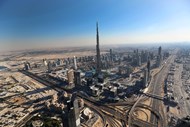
[147,59,151,81]
[67,99,80,127]
[144,51,149,62]
[73,56,77,70]
[47,61,52,73]
[96,22,101,74]
[74,71,81,86]
[24,62,30,70]
[110,49,113,62]
[157,46,162,67]
[158,46,162,56]
[156,55,161,67]
[67,69,74,85]
[137,54,141,66]
[143,68,148,88]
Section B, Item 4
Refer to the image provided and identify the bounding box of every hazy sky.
[0,0,190,50]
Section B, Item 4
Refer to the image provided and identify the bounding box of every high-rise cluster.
[133,49,150,66]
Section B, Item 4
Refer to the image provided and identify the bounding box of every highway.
[128,93,143,127]
[132,117,157,127]
[173,62,190,117]
[127,52,177,127]
[15,106,45,127]
[83,100,107,127]
[19,52,176,127]
[20,70,126,127]
[127,65,163,127]
[15,113,34,127]
[19,69,153,127]
[150,52,176,127]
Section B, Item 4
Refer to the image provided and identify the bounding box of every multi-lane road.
[18,51,177,127]
[127,50,177,127]
[150,51,177,127]
[20,70,127,127]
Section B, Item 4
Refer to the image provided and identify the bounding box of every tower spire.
[96,22,99,43]
[96,22,101,74]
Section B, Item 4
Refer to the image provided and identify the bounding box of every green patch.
[25,114,61,127]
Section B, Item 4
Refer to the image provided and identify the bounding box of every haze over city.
[1,1,190,127]
[0,0,190,51]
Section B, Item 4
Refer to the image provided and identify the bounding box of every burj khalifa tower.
[96,22,101,74]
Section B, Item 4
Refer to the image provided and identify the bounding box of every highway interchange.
[11,50,178,127]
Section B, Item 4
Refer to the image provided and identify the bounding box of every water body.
[0,66,7,71]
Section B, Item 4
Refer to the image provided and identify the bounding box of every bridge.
[142,92,164,101]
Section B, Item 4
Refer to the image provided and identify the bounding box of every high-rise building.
[67,69,74,85]
[56,59,61,66]
[136,49,138,54]
[67,99,80,127]
[96,22,101,74]
[73,56,77,70]
[98,73,104,83]
[127,66,133,77]
[133,49,142,66]
[157,55,161,66]
[52,61,56,67]
[144,51,149,62]
[43,59,48,66]
[86,78,93,86]
[74,71,81,86]
[110,49,113,62]
[143,68,148,88]
[147,59,151,81]
[47,61,52,73]
[137,54,141,66]
[157,46,162,67]
[24,62,30,70]
[141,51,144,63]
[158,46,162,56]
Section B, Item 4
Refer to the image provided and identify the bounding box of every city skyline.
[0,0,190,51]
[1,1,190,127]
